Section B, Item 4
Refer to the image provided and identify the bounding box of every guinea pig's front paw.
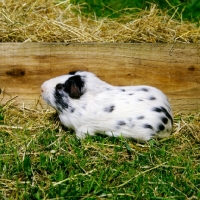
[75,131,87,139]
[75,128,96,139]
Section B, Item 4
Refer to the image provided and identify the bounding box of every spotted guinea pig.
[41,71,173,142]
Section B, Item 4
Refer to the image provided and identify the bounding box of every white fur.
[41,71,173,142]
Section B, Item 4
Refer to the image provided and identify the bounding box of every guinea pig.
[41,71,173,142]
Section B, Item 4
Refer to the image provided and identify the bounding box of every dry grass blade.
[0,0,199,43]
[0,99,58,134]
[0,98,199,199]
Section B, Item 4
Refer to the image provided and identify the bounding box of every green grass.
[0,104,199,199]
[70,0,200,22]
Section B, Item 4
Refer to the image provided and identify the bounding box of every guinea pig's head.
[41,72,85,112]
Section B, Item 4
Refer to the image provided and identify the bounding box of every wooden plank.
[0,43,199,113]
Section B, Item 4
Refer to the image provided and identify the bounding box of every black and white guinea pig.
[41,71,173,142]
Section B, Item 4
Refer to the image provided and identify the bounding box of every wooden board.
[0,43,199,113]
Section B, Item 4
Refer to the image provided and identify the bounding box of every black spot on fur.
[137,116,145,120]
[160,107,173,125]
[54,88,68,112]
[144,124,153,129]
[129,93,134,95]
[121,89,126,92]
[158,124,165,132]
[68,70,79,75]
[161,117,168,124]
[104,105,115,113]
[152,107,173,125]
[128,118,132,122]
[138,88,149,92]
[149,96,156,100]
[138,99,143,101]
[69,107,75,113]
[153,107,162,112]
[117,121,126,126]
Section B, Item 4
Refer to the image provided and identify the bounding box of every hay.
[1,99,199,144]
[0,0,199,43]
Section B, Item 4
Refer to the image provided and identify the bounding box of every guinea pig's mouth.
[41,92,53,107]
[43,97,59,112]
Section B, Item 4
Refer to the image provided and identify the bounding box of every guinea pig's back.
[89,85,173,141]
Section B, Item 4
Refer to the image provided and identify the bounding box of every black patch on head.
[117,121,126,126]
[104,105,115,113]
[121,89,126,92]
[152,106,173,125]
[54,84,68,112]
[143,124,153,129]
[137,116,145,120]
[64,75,84,99]
[138,88,149,92]
[68,71,79,75]
[158,124,165,132]
[149,96,156,100]
[161,117,168,124]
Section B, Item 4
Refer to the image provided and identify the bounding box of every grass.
[0,101,199,199]
[70,0,200,22]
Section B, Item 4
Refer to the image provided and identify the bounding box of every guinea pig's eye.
[56,84,63,91]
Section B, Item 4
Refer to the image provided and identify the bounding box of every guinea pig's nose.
[41,84,46,93]
[41,85,45,93]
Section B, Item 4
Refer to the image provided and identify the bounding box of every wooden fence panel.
[0,43,199,113]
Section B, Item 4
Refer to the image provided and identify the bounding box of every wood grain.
[0,43,199,113]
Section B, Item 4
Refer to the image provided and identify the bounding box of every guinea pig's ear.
[64,75,84,99]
